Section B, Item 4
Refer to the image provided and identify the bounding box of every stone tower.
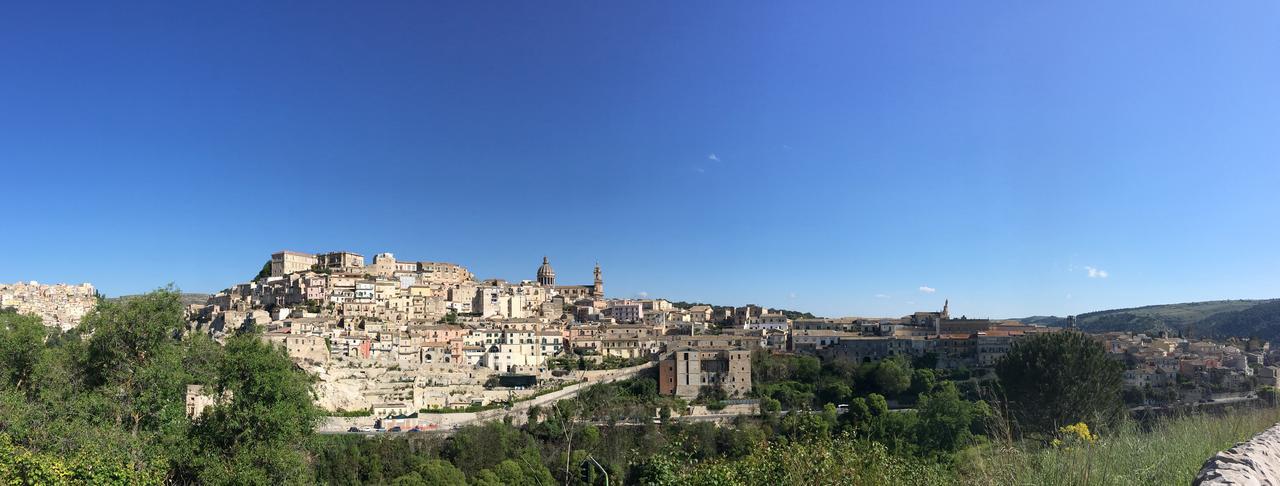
[592,262,604,297]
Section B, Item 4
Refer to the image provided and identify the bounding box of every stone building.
[732,304,769,326]
[659,347,752,399]
[537,257,604,299]
[317,251,365,271]
[603,300,644,323]
[184,385,230,419]
[271,250,318,277]
[743,313,791,331]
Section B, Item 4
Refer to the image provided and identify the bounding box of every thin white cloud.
[637,291,649,298]
[693,167,705,173]
[707,153,720,162]
[1085,266,1109,278]
[788,292,797,299]
[918,286,936,294]
[875,293,891,299]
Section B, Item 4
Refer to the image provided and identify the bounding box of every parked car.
[389,426,402,432]
[348,426,360,432]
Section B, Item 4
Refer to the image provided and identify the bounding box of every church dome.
[537,256,556,286]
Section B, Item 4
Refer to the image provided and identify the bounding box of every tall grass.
[956,405,1280,485]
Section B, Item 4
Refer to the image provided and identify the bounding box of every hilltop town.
[0,281,96,331]
[6,251,1280,483]
[6,252,1275,423]
[161,249,1275,424]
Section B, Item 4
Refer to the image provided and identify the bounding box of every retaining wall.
[1194,422,1280,485]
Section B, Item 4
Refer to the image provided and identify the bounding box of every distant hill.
[1021,299,1280,341]
[111,293,211,307]
[1018,315,1070,327]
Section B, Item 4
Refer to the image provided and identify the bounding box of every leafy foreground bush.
[637,433,952,486]
[0,433,161,485]
[958,405,1280,485]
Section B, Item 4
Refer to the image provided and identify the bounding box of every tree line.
[0,289,319,484]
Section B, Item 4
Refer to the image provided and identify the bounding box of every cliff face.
[1195,423,1280,485]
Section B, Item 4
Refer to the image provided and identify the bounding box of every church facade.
[536,256,603,300]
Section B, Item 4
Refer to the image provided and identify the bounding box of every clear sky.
[2,2,1278,319]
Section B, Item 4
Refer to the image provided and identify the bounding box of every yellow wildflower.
[1058,422,1098,444]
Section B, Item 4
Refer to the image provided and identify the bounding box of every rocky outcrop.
[1195,422,1280,485]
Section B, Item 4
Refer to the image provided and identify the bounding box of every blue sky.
[2,2,1278,318]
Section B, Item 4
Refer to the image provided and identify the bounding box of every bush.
[994,331,1124,436]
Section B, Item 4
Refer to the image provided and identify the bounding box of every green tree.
[471,457,554,486]
[909,368,937,397]
[441,422,538,477]
[839,396,873,433]
[414,459,466,485]
[867,393,889,415]
[184,334,322,484]
[872,357,912,397]
[80,289,188,439]
[0,310,47,391]
[254,261,272,281]
[0,433,162,485]
[794,355,822,383]
[816,381,852,406]
[439,310,459,325]
[914,382,975,454]
[994,330,1124,436]
[389,472,426,485]
[780,410,831,441]
[759,396,782,413]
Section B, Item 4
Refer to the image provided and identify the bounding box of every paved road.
[1130,393,1258,412]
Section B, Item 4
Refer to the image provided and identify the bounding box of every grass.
[956,405,1280,485]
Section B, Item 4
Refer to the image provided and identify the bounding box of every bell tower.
[592,262,603,297]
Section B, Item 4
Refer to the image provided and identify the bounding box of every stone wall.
[1195,422,1280,485]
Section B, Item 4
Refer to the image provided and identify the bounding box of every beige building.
[184,385,230,419]
[318,251,365,270]
[538,258,604,300]
[659,347,752,399]
[271,251,318,277]
[372,253,399,277]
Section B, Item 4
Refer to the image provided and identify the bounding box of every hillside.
[1023,299,1280,340]
[112,292,211,306]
